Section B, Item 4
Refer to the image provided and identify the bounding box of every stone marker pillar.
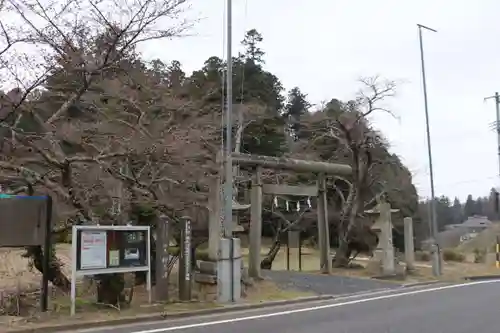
[316,173,331,274]
[155,215,170,301]
[249,167,262,278]
[208,176,222,261]
[178,217,192,301]
[404,217,415,271]
[379,202,395,275]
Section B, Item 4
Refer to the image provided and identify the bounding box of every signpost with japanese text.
[178,217,192,301]
[71,225,151,316]
[155,215,170,301]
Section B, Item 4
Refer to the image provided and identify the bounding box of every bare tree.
[260,205,312,270]
[316,76,397,267]
[0,0,199,304]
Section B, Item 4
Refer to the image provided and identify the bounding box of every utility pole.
[417,23,442,276]
[484,92,500,178]
[223,0,233,239]
[218,0,238,304]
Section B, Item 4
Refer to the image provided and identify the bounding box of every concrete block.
[194,273,217,285]
[199,261,217,275]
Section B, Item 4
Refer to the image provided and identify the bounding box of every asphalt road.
[262,270,398,295]
[73,280,500,333]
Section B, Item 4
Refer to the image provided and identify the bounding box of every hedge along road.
[70,279,500,333]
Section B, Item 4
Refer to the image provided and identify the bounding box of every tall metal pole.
[223,0,233,239]
[417,23,441,276]
[484,92,500,178]
[495,92,500,178]
[222,0,237,303]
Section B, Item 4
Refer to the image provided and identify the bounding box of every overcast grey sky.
[141,0,500,201]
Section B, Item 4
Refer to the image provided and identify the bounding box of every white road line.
[132,279,500,333]
[76,287,421,333]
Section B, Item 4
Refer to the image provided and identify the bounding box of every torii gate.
[208,153,352,278]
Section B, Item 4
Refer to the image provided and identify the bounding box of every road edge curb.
[8,295,336,333]
[464,275,500,281]
[401,280,442,287]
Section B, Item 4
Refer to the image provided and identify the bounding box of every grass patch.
[442,249,465,262]
[3,298,222,332]
[2,275,315,332]
[244,280,316,303]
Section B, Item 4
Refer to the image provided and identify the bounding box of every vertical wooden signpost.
[178,216,192,301]
[155,214,170,301]
[41,196,53,312]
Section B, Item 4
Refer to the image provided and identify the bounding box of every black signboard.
[75,228,148,271]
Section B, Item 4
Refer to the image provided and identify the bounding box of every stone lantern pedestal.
[365,201,398,276]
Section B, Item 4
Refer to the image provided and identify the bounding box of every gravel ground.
[262,270,399,295]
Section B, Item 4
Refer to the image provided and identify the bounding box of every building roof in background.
[444,216,492,230]
[462,215,492,228]
[422,216,493,249]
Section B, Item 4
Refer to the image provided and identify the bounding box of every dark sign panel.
[0,196,50,246]
[0,195,53,312]
[121,230,148,267]
[76,228,148,271]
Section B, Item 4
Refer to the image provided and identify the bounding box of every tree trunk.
[96,273,125,306]
[24,245,71,292]
[260,238,281,270]
[333,180,361,268]
[333,239,351,267]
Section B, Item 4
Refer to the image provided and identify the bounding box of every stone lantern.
[232,199,250,235]
[365,201,399,276]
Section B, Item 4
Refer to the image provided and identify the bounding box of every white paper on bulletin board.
[80,231,107,270]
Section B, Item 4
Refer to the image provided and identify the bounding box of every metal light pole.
[219,0,238,304]
[223,0,233,239]
[484,92,500,178]
[417,23,442,276]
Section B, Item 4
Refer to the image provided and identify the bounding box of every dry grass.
[243,280,315,302]
[419,262,500,281]
[1,286,221,332]
[456,223,500,253]
[0,245,72,293]
[0,242,314,331]
[1,279,312,332]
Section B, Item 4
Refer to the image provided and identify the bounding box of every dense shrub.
[442,249,465,262]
